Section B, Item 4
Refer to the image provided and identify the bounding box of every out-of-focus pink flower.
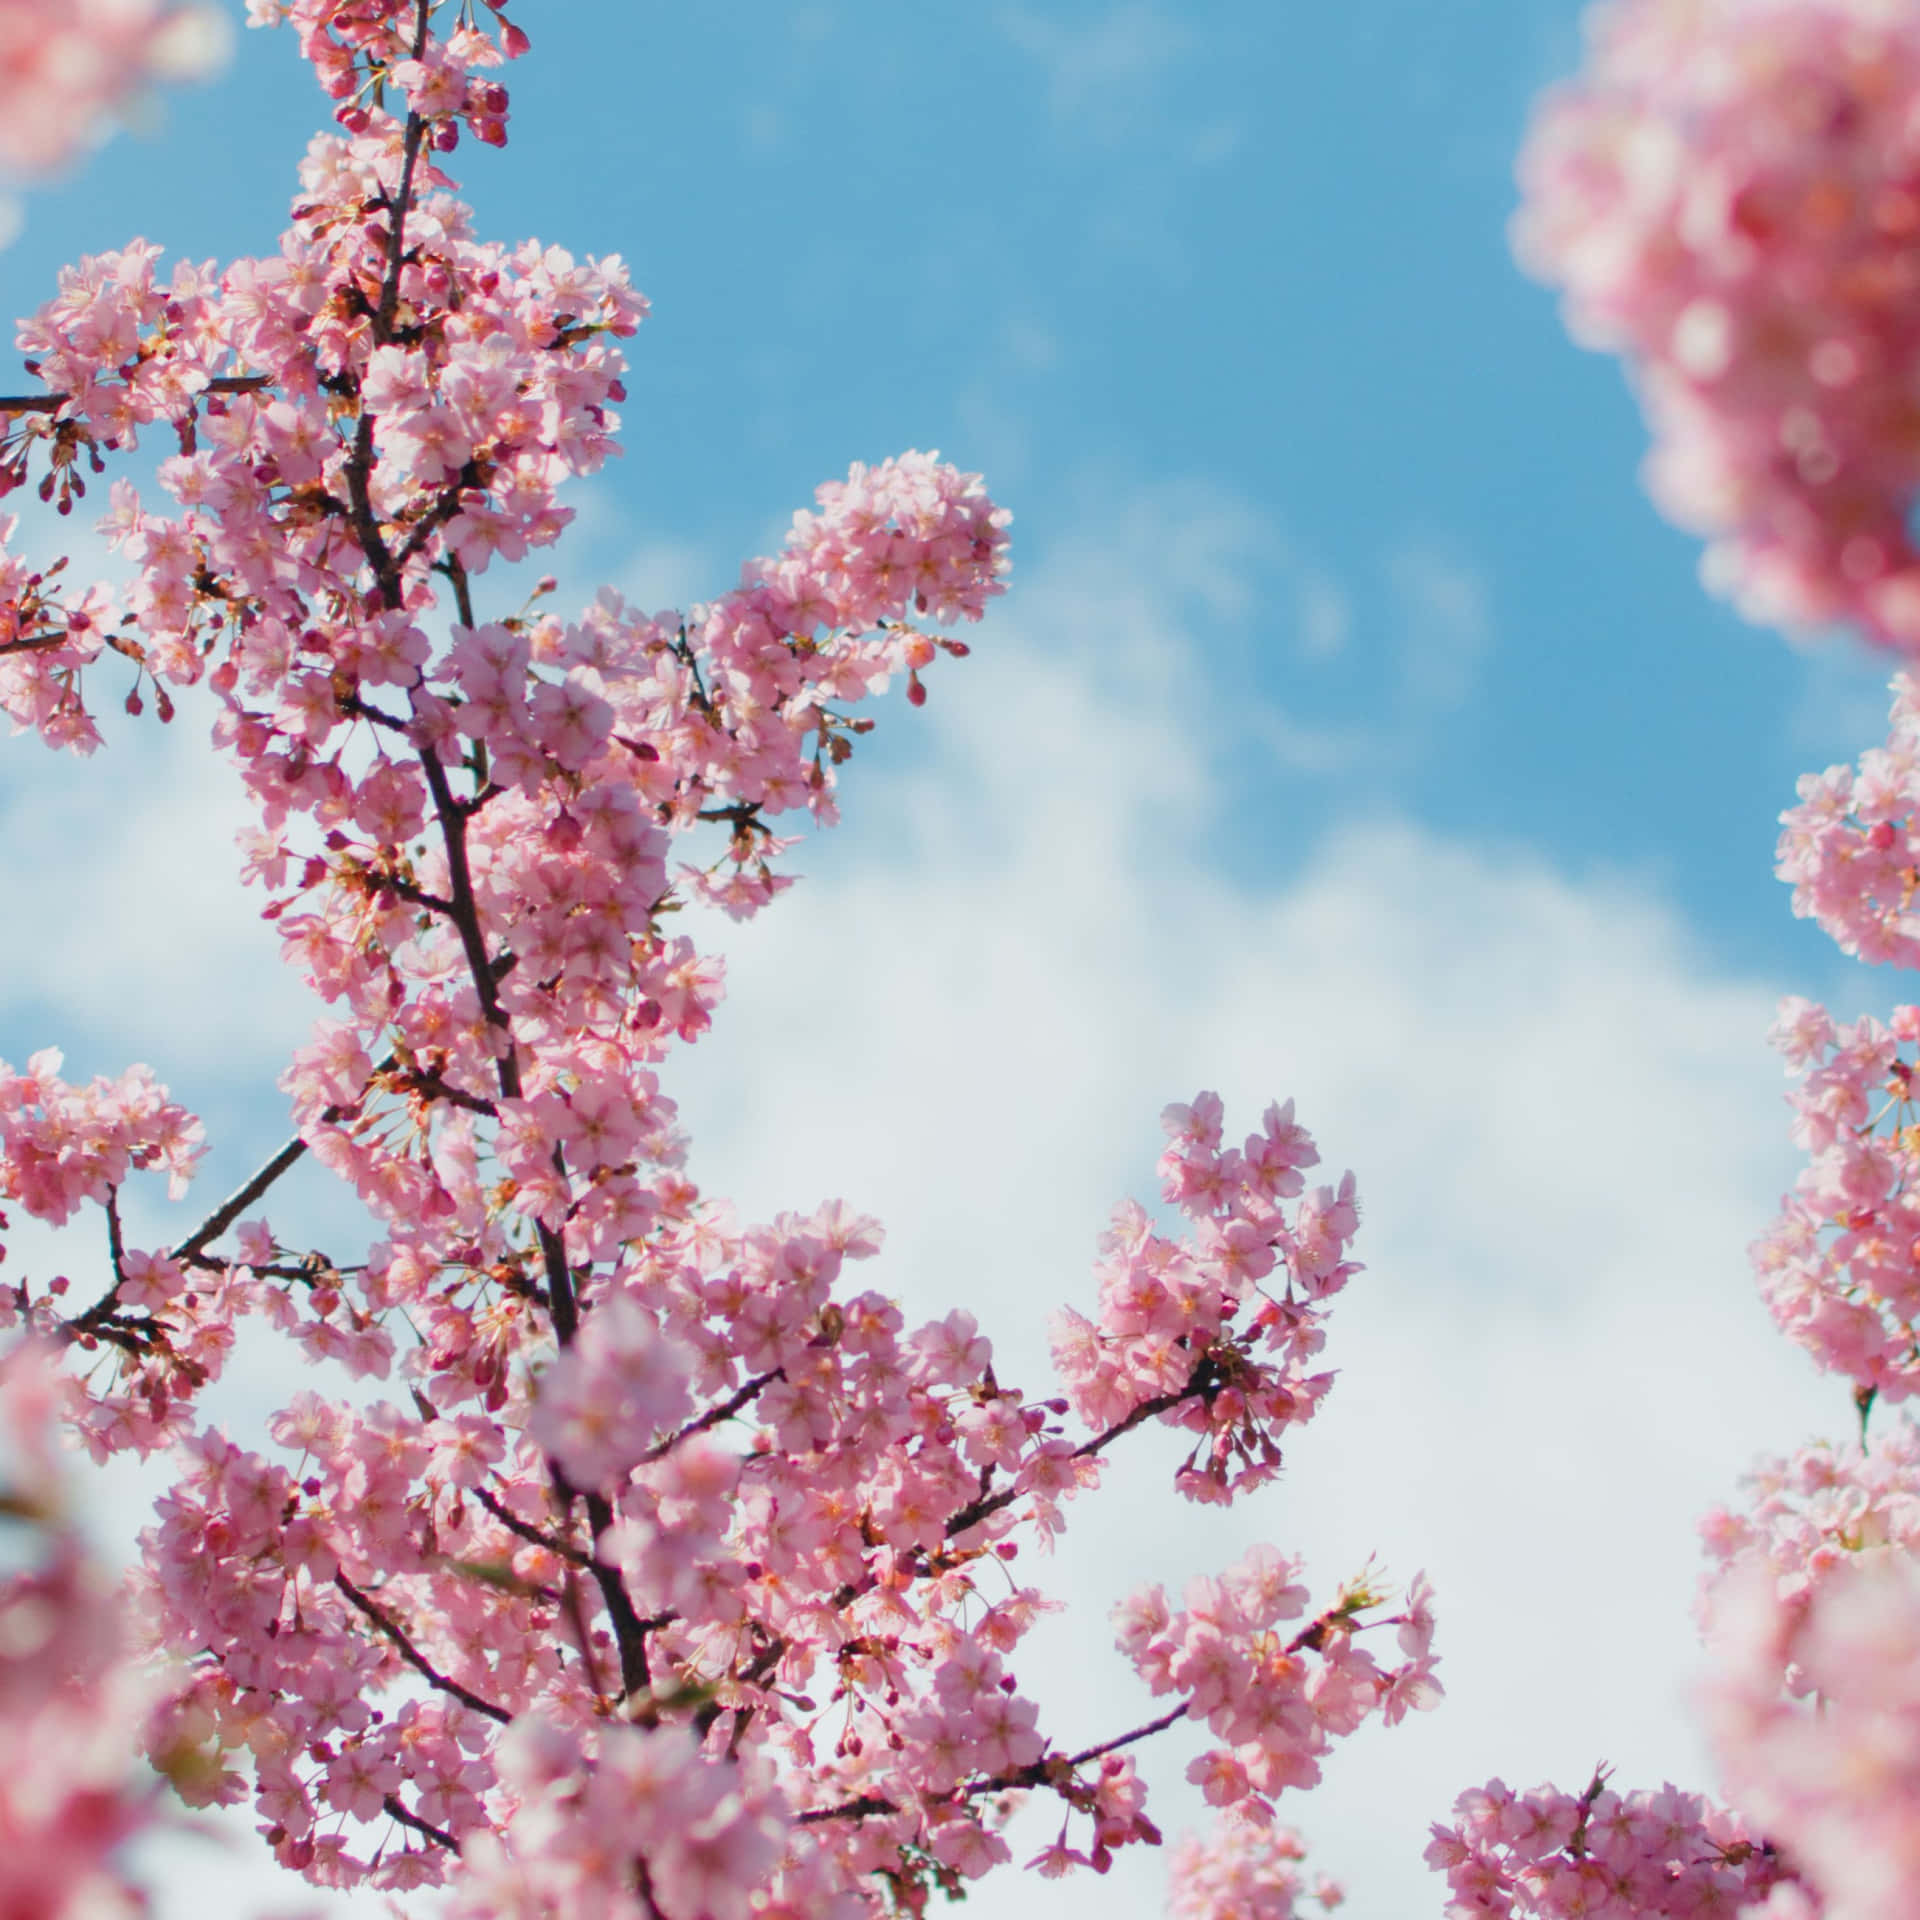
[0,0,229,176]
[1517,0,1920,648]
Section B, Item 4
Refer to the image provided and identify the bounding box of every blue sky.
[0,4,1899,1917]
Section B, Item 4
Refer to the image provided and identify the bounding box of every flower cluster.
[1514,0,1920,644]
[1050,1095,1358,1504]
[1706,1558,1920,1919]
[1699,1419,1920,1668]
[1777,673,1920,965]
[244,0,525,149]
[0,1344,168,1918]
[0,1046,202,1228]
[1748,993,1920,1396]
[1115,1552,1441,1824]
[0,0,226,176]
[448,1717,795,1920]
[1166,1817,1344,1920]
[1423,1773,1798,1918]
[0,8,1428,1916]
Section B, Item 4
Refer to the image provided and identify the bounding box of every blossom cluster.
[245,0,526,151]
[1699,1418,1920,1661]
[1165,1817,1344,1920]
[450,1716,793,1920]
[0,4,1436,1917]
[1777,672,1920,965]
[1514,0,1920,644]
[1706,1558,1920,1919]
[1115,1551,1440,1823]
[1050,1094,1359,1505]
[0,1046,202,1228]
[0,1344,168,1918]
[1747,992,1920,1396]
[1423,1773,1798,1918]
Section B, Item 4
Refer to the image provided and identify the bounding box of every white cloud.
[558,482,716,617]
[668,506,1836,1915]
[0,708,314,1081]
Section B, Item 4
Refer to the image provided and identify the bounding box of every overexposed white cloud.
[0,711,312,1079]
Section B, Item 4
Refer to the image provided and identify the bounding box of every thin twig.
[943,1365,1216,1539]
[795,1704,1190,1828]
[381,1793,458,1853]
[0,374,272,416]
[334,1571,512,1724]
[642,1368,781,1462]
[472,1484,591,1567]
[171,1136,309,1263]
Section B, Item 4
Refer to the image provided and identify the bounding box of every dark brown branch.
[394,1066,495,1116]
[341,692,413,734]
[368,869,458,918]
[334,1571,511,1724]
[171,1135,309,1264]
[375,11,432,341]
[795,1705,1191,1829]
[440,553,476,628]
[1057,1703,1188,1769]
[693,1634,785,1739]
[943,1365,1217,1540]
[340,66,649,1704]
[643,1368,782,1462]
[394,464,486,572]
[796,1794,898,1827]
[382,1793,458,1853]
[103,1188,127,1284]
[0,374,272,417]
[472,1484,590,1567]
[413,676,656,1702]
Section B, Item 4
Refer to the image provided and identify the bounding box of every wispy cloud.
[1389,533,1494,715]
[997,2,1191,142]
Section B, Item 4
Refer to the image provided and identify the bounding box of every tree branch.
[334,1571,512,1724]
[472,1484,590,1567]
[643,1368,782,1462]
[795,1704,1191,1829]
[171,1135,309,1264]
[382,1792,459,1853]
[0,374,272,416]
[943,1364,1217,1540]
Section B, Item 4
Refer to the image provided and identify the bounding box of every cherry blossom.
[0,1343,171,1918]
[1516,0,1920,645]
[1699,1418,1920,1670]
[1705,1558,1920,1919]
[1424,1771,1799,1919]
[1166,1816,1344,1920]
[0,5,1434,1916]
